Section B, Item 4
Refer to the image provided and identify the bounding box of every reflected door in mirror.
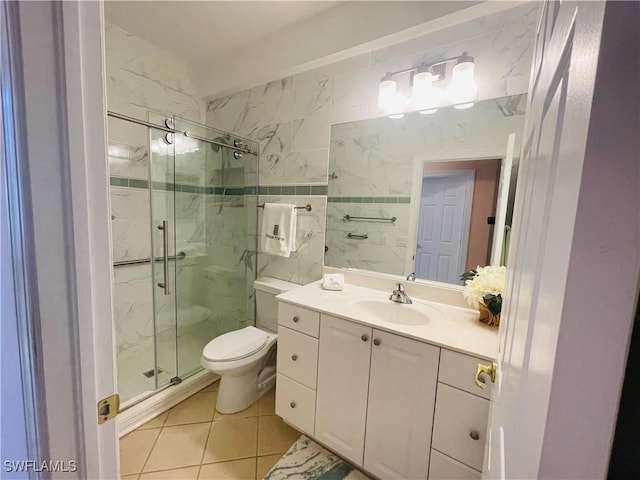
[415,171,474,284]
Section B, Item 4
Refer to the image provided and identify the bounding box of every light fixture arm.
[378,51,477,115]
[384,53,472,79]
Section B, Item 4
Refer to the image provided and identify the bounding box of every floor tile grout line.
[136,427,164,477]
[198,400,218,467]
[256,405,261,459]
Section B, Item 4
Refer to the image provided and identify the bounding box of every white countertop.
[277,280,498,360]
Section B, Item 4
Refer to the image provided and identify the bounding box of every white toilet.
[200,276,298,414]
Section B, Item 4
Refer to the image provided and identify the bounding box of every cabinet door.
[364,329,440,479]
[315,314,372,466]
[432,383,489,471]
[429,449,480,480]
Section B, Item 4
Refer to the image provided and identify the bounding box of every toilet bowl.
[200,276,298,414]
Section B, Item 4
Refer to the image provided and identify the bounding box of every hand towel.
[261,203,297,257]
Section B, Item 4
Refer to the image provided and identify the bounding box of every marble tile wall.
[205,3,537,285]
[106,23,260,389]
[105,23,203,122]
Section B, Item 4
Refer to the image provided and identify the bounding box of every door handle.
[475,362,497,389]
[157,220,170,295]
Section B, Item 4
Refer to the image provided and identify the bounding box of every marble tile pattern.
[105,23,203,123]
[256,196,327,286]
[325,203,411,276]
[205,4,537,286]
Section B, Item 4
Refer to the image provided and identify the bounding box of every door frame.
[413,169,474,283]
[4,2,118,478]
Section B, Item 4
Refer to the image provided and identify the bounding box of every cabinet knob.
[373,338,381,346]
[292,316,299,323]
[470,431,480,441]
[290,401,296,409]
[361,334,369,342]
[291,354,298,361]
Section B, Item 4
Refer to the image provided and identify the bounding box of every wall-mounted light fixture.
[377,51,477,118]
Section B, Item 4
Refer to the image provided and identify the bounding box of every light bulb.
[378,74,398,111]
[420,108,438,115]
[450,51,477,108]
[452,52,475,85]
[410,70,439,111]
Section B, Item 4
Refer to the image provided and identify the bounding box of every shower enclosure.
[107,112,258,408]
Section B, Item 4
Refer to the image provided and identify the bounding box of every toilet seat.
[202,326,269,362]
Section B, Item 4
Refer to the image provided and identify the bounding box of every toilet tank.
[254,277,299,332]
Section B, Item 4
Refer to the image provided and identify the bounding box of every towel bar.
[258,204,312,211]
[344,214,396,222]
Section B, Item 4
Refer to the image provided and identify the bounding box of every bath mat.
[264,436,370,480]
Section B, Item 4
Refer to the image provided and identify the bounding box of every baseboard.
[117,370,219,437]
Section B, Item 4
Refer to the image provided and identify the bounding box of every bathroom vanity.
[274,275,497,480]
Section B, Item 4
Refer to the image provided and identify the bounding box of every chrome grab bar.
[112,251,185,268]
[157,220,170,295]
[344,214,396,223]
[347,233,368,239]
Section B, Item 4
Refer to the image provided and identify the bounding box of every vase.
[478,302,500,327]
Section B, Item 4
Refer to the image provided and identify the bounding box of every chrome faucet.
[406,272,416,281]
[389,283,412,304]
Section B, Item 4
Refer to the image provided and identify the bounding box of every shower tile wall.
[106,24,256,402]
[205,3,538,285]
[105,23,203,122]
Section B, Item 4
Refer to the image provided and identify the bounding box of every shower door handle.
[157,220,170,295]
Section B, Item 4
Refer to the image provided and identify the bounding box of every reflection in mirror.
[325,94,527,285]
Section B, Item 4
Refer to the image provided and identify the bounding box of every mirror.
[325,94,527,285]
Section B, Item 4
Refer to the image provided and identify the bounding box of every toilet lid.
[202,326,268,362]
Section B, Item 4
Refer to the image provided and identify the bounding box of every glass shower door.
[172,117,259,379]
[149,116,179,389]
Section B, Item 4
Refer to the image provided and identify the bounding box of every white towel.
[261,203,297,257]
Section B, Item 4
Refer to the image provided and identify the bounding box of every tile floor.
[119,381,300,479]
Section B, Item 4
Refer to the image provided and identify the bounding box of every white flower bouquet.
[461,265,506,326]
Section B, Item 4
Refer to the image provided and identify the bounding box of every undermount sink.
[349,296,445,326]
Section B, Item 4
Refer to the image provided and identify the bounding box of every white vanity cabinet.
[429,349,493,479]
[315,315,372,465]
[363,327,440,479]
[275,300,493,480]
[275,304,319,437]
[314,314,440,478]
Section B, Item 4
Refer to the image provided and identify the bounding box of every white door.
[484,2,615,479]
[363,330,440,479]
[315,315,372,466]
[415,171,474,283]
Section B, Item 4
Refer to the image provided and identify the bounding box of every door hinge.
[97,394,120,424]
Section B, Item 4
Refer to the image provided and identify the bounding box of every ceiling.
[105,1,485,97]
[105,1,344,67]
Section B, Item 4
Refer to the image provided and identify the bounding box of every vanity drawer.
[439,349,493,399]
[432,383,489,471]
[278,302,320,338]
[275,373,316,436]
[429,449,480,480]
[277,326,318,389]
